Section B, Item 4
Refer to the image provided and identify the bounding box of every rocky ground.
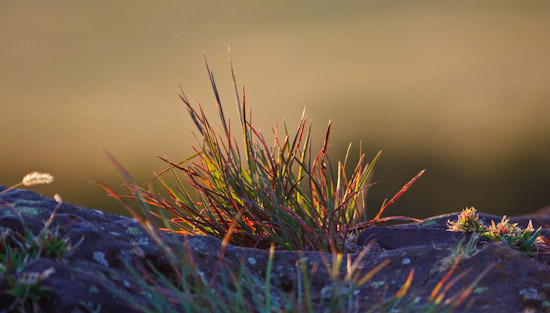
[1,186,550,312]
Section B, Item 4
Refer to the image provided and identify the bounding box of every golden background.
[2,1,550,219]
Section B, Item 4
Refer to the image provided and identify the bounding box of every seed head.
[22,172,54,187]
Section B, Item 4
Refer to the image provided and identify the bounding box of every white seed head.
[22,172,54,186]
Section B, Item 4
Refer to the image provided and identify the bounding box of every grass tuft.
[112,56,422,252]
[447,207,550,257]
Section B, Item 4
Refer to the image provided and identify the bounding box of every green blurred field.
[2,1,550,219]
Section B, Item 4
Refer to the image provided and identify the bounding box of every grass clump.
[447,207,550,256]
[113,55,422,252]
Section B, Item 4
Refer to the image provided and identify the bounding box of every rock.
[1,185,550,312]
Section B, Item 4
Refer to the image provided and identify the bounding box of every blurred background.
[2,1,550,219]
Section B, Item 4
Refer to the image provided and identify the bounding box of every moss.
[13,198,44,207]
[15,206,41,216]
[370,281,385,289]
[125,227,144,237]
[419,220,438,227]
[473,286,489,294]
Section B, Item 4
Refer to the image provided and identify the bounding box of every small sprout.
[435,234,479,273]
[38,230,74,260]
[447,207,485,233]
[6,267,54,312]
